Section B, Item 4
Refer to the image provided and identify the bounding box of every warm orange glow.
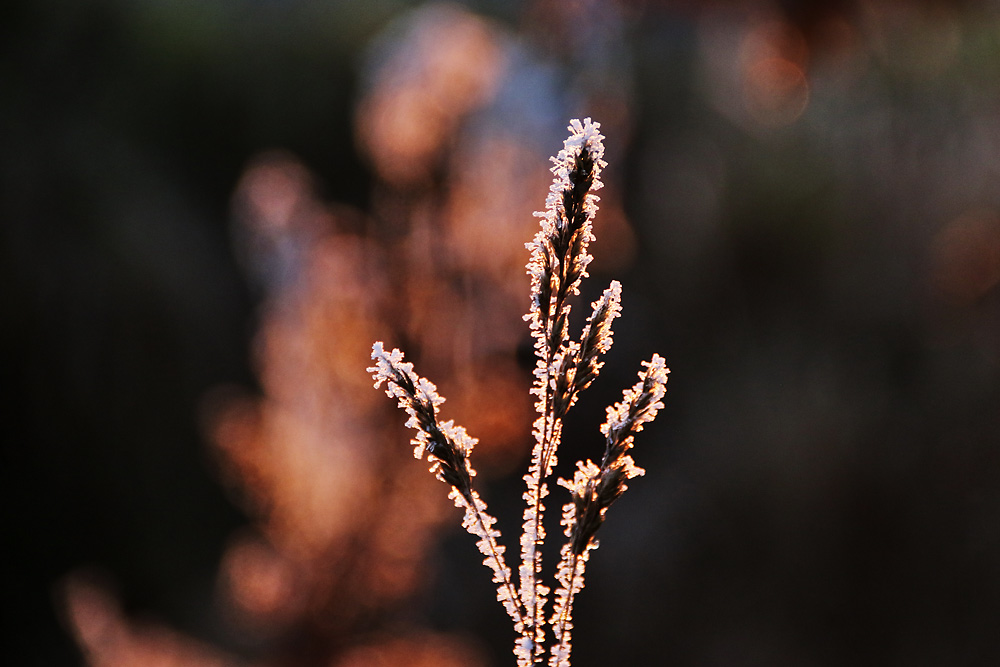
[42,1,1000,664]
[218,533,302,631]
[930,208,1000,306]
[439,358,536,475]
[740,20,810,127]
[333,634,485,667]
[743,56,810,127]
[62,576,238,667]
[741,19,809,68]
[203,12,644,652]
[208,152,457,642]
[63,4,642,663]
[355,5,506,187]
[235,152,315,234]
[444,136,546,279]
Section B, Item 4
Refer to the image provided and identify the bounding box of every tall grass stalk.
[369,118,669,666]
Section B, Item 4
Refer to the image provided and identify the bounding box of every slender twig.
[369,119,669,667]
[368,344,527,638]
[548,354,670,665]
[520,119,607,662]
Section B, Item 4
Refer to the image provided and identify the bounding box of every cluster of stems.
[369,118,669,666]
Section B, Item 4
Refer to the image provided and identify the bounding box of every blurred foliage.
[4,1,1000,666]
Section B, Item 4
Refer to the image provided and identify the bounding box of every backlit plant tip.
[369,119,669,666]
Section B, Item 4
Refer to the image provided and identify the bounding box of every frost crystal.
[368,343,524,643]
[369,120,669,667]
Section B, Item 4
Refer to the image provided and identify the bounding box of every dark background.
[4,1,1000,665]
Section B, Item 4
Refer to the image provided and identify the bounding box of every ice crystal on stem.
[368,343,526,641]
[369,119,669,666]
[548,354,669,666]
[520,118,608,661]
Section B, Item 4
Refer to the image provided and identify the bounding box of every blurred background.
[4,0,1000,665]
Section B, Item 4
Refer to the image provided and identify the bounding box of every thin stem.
[551,551,581,665]
[522,120,605,662]
[472,497,526,629]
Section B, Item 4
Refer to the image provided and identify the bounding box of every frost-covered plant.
[369,118,669,666]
